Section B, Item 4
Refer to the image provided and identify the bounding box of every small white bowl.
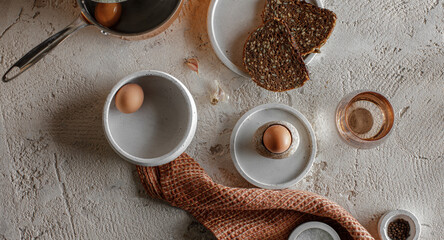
[378,209,420,240]
[103,70,197,166]
[288,221,340,240]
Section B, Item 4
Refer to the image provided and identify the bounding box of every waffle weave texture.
[137,153,374,240]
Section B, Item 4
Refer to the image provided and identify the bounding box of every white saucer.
[288,221,340,240]
[230,103,316,189]
[207,0,323,78]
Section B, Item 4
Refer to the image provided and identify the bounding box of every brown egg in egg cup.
[253,121,300,159]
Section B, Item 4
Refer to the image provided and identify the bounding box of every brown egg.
[262,125,292,153]
[95,3,122,28]
[115,83,144,114]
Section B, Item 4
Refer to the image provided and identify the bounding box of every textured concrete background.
[0,0,443,239]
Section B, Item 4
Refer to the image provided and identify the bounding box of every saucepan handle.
[2,16,90,82]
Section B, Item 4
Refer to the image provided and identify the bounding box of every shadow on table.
[49,91,116,161]
[183,219,217,240]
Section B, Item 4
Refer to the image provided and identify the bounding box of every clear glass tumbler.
[336,90,394,148]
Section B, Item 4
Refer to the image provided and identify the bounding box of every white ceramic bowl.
[288,221,340,240]
[103,70,197,166]
[378,209,420,240]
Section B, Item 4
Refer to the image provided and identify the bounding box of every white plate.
[208,0,323,78]
[288,221,340,240]
[230,103,316,189]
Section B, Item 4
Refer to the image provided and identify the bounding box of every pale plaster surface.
[0,0,443,239]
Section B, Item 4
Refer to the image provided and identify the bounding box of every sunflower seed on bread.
[263,0,337,56]
[243,19,309,92]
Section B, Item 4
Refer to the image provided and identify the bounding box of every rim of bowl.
[288,221,340,240]
[378,209,420,240]
[103,70,197,166]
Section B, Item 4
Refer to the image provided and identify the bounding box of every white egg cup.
[103,70,197,166]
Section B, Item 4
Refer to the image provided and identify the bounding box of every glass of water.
[336,90,394,148]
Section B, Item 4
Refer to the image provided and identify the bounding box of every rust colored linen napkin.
[137,153,374,240]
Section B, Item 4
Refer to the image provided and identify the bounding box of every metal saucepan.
[2,0,184,82]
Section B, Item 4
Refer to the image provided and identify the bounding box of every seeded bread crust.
[243,19,309,92]
[263,0,337,56]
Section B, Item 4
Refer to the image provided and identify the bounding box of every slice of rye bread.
[243,18,309,92]
[262,0,337,56]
